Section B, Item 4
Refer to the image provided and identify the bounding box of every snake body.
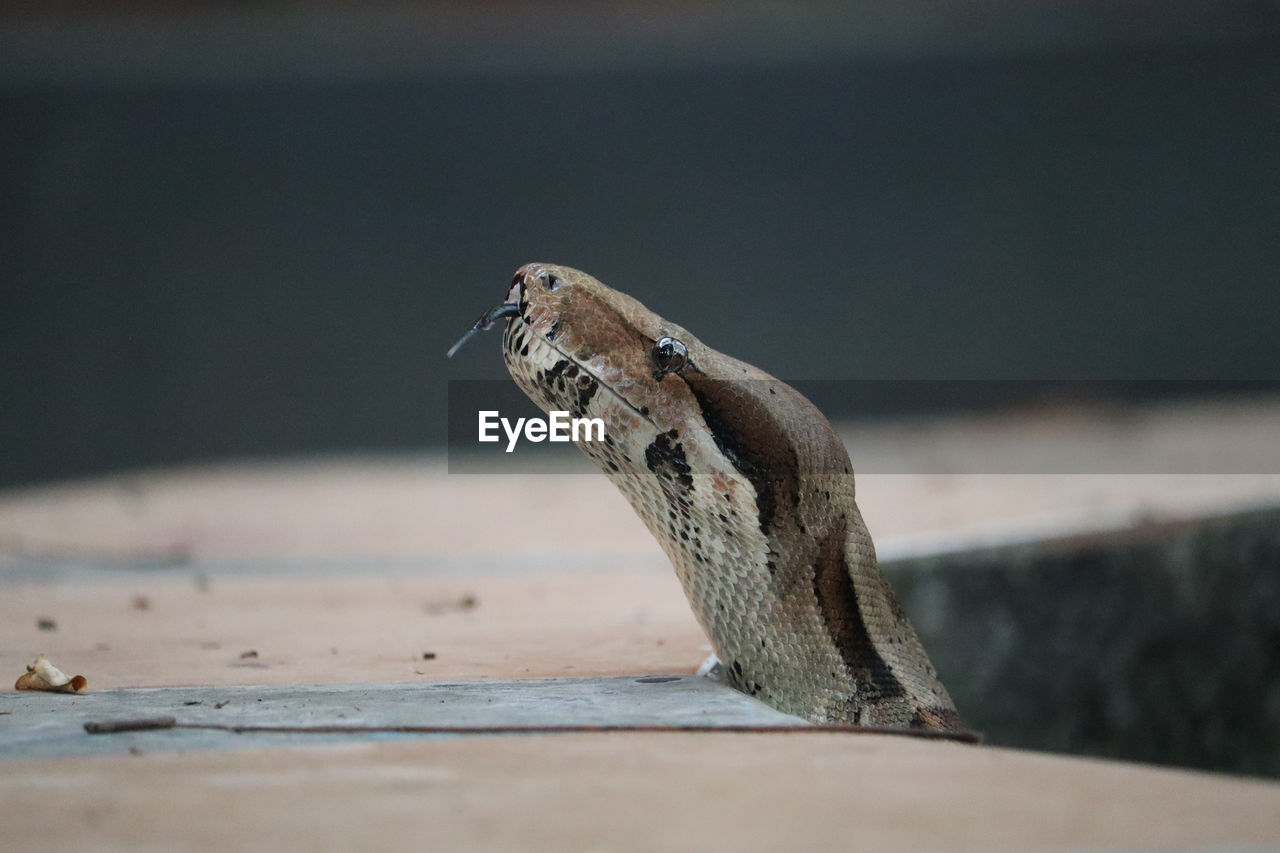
[480,263,960,729]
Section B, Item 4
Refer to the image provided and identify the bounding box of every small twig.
[83,716,176,733]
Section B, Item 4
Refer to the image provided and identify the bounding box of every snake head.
[503,262,702,386]
[458,264,789,459]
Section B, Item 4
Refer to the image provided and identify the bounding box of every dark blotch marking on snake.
[572,375,598,416]
[644,432,693,491]
[682,376,800,538]
[811,519,906,701]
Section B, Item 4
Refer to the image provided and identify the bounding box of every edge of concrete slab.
[0,675,812,759]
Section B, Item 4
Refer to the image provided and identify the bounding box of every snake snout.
[508,268,530,301]
[511,263,567,299]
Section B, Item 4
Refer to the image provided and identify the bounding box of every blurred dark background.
[3,1,1279,487]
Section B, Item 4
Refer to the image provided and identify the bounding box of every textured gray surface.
[889,505,1280,777]
[0,675,808,759]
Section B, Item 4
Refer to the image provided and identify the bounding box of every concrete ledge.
[2,731,1277,853]
[890,504,1280,776]
[1,676,807,760]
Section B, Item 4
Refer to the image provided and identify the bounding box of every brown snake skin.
[470,263,961,730]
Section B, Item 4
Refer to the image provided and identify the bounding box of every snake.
[449,263,962,730]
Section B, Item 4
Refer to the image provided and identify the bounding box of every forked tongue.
[446,302,521,358]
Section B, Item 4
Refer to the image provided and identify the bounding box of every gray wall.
[888,506,1280,777]
[3,4,1278,486]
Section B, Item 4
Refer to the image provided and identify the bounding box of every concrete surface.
[3,403,1280,850]
[1,677,808,760]
[2,733,1278,853]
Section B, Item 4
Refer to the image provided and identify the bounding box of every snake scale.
[451,263,962,731]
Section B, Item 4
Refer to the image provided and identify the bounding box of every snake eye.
[652,336,688,377]
[542,272,561,291]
